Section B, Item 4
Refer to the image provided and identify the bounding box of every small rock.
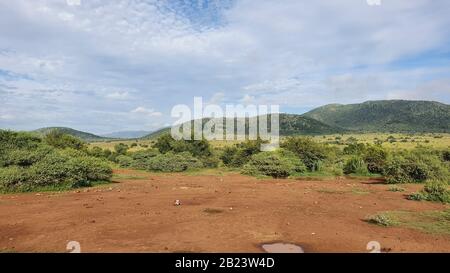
[311,232,316,235]
[174,200,181,206]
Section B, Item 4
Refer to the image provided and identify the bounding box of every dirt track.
[1,169,449,253]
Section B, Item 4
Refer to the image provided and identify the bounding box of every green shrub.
[44,130,86,150]
[443,150,450,162]
[146,152,203,172]
[2,145,53,167]
[384,151,448,184]
[281,137,329,171]
[154,133,214,158]
[343,156,369,175]
[0,167,32,191]
[364,145,387,174]
[366,213,395,227]
[116,155,134,168]
[0,131,113,192]
[220,140,262,168]
[388,185,405,192]
[343,143,366,155]
[409,181,450,203]
[242,150,306,178]
[114,143,129,155]
[0,130,41,151]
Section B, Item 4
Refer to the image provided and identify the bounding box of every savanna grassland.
[1,128,449,253]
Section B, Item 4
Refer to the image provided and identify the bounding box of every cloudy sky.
[1,0,449,134]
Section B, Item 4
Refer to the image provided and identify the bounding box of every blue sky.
[0,0,449,134]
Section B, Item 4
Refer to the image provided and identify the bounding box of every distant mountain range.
[101,131,152,139]
[28,100,450,141]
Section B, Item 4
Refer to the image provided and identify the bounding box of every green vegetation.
[0,130,112,193]
[367,210,450,235]
[242,150,306,178]
[33,127,107,142]
[408,180,450,204]
[383,150,448,184]
[303,100,450,133]
[388,185,405,192]
[366,213,396,227]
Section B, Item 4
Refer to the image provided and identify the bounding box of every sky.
[0,0,449,134]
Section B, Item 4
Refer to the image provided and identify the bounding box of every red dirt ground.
[1,169,449,253]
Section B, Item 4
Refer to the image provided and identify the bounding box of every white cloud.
[0,0,449,132]
[131,107,162,117]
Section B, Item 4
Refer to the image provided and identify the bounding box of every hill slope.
[303,100,450,133]
[142,114,346,139]
[33,127,107,142]
[101,131,152,139]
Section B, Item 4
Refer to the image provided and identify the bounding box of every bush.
[343,143,366,155]
[0,167,32,191]
[44,130,86,150]
[2,145,53,167]
[343,156,369,175]
[366,213,395,227]
[443,150,450,162]
[114,143,129,155]
[281,137,330,171]
[242,150,306,178]
[116,155,134,168]
[220,140,262,168]
[388,185,405,192]
[384,151,448,184]
[0,131,113,192]
[409,180,450,203]
[146,152,203,172]
[364,145,387,174]
[154,133,213,158]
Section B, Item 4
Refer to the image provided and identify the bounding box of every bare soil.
[1,169,449,253]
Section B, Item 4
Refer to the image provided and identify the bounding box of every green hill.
[33,127,107,142]
[302,100,450,133]
[141,114,346,139]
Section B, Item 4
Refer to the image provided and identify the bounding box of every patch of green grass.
[388,185,406,192]
[112,173,148,180]
[0,249,17,253]
[0,180,111,194]
[366,210,450,235]
[366,213,397,227]
[317,188,347,194]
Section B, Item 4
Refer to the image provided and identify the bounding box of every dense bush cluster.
[242,150,306,178]
[383,150,448,184]
[0,130,112,192]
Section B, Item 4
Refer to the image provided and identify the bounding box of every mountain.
[101,131,152,139]
[141,113,346,139]
[33,127,107,142]
[302,100,450,133]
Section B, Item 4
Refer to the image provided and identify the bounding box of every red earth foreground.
[1,169,449,253]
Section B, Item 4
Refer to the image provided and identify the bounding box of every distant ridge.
[141,113,346,139]
[302,100,450,133]
[33,127,107,142]
[101,131,152,139]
